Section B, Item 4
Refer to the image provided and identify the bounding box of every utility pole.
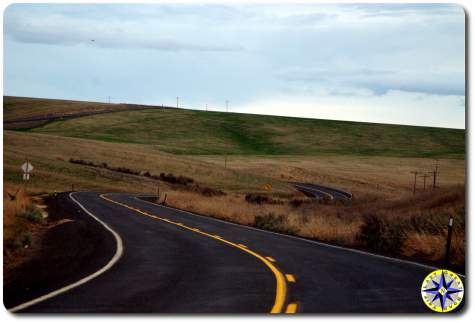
[108,96,111,104]
[176,97,179,109]
[420,173,431,191]
[410,171,418,194]
[433,159,439,189]
[444,216,454,267]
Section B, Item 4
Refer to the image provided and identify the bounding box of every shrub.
[245,193,272,204]
[358,213,405,255]
[289,198,304,208]
[20,205,46,225]
[253,213,296,235]
[5,237,19,250]
[159,173,194,185]
[192,185,226,197]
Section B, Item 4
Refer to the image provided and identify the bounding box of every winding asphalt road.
[9,192,460,313]
[291,182,352,201]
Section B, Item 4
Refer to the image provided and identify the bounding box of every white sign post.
[21,161,34,181]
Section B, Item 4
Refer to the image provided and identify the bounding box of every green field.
[28,105,465,158]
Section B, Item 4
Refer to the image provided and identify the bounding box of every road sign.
[21,161,34,181]
[21,161,34,173]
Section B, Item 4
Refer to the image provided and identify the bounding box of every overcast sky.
[3,3,465,128]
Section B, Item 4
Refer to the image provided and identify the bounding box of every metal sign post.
[21,160,34,194]
[444,216,454,267]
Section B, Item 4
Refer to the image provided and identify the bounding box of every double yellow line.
[100,194,292,314]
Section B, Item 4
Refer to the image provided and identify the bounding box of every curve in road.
[9,192,463,313]
[9,192,124,313]
[100,194,288,314]
[291,182,352,201]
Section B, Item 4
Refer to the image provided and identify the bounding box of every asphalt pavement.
[9,192,459,313]
[291,182,352,201]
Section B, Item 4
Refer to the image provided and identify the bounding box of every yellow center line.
[238,244,248,248]
[100,194,288,314]
[285,274,296,283]
[285,303,298,313]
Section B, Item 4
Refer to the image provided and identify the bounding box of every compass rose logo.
[421,269,464,312]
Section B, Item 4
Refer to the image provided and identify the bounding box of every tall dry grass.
[164,185,465,267]
[3,185,45,272]
[165,191,363,247]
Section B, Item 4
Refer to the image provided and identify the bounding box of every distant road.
[291,182,352,201]
[3,104,175,125]
[7,191,447,313]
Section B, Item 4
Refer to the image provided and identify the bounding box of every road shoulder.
[3,192,116,310]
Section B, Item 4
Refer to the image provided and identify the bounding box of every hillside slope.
[30,106,464,158]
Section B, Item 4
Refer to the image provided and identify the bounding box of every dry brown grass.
[165,191,363,247]
[164,185,465,266]
[403,232,465,265]
[3,184,45,272]
[4,131,289,194]
[4,185,30,230]
[192,155,465,198]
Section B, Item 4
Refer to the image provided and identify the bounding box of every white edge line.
[8,192,124,313]
[130,194,466,279]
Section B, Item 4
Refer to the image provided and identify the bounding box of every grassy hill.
[27,105,465,158]
[3,96,466,195]
[3,97,466,268]
[3,96,133,121]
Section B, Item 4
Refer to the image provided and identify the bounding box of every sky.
[3,3,466,128]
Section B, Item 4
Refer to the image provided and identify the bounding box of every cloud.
[346,3,464,18]
[274,66,465,96]
[4,5,243,52]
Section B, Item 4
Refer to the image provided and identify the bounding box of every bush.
[289,198,304,208]
[358,213,405,255]
[253,213,296,235]
[192,185,226,197]
[159,173,194,185]
[20,205,46,225]
[245,193,274,205]
[5,237,19,250]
